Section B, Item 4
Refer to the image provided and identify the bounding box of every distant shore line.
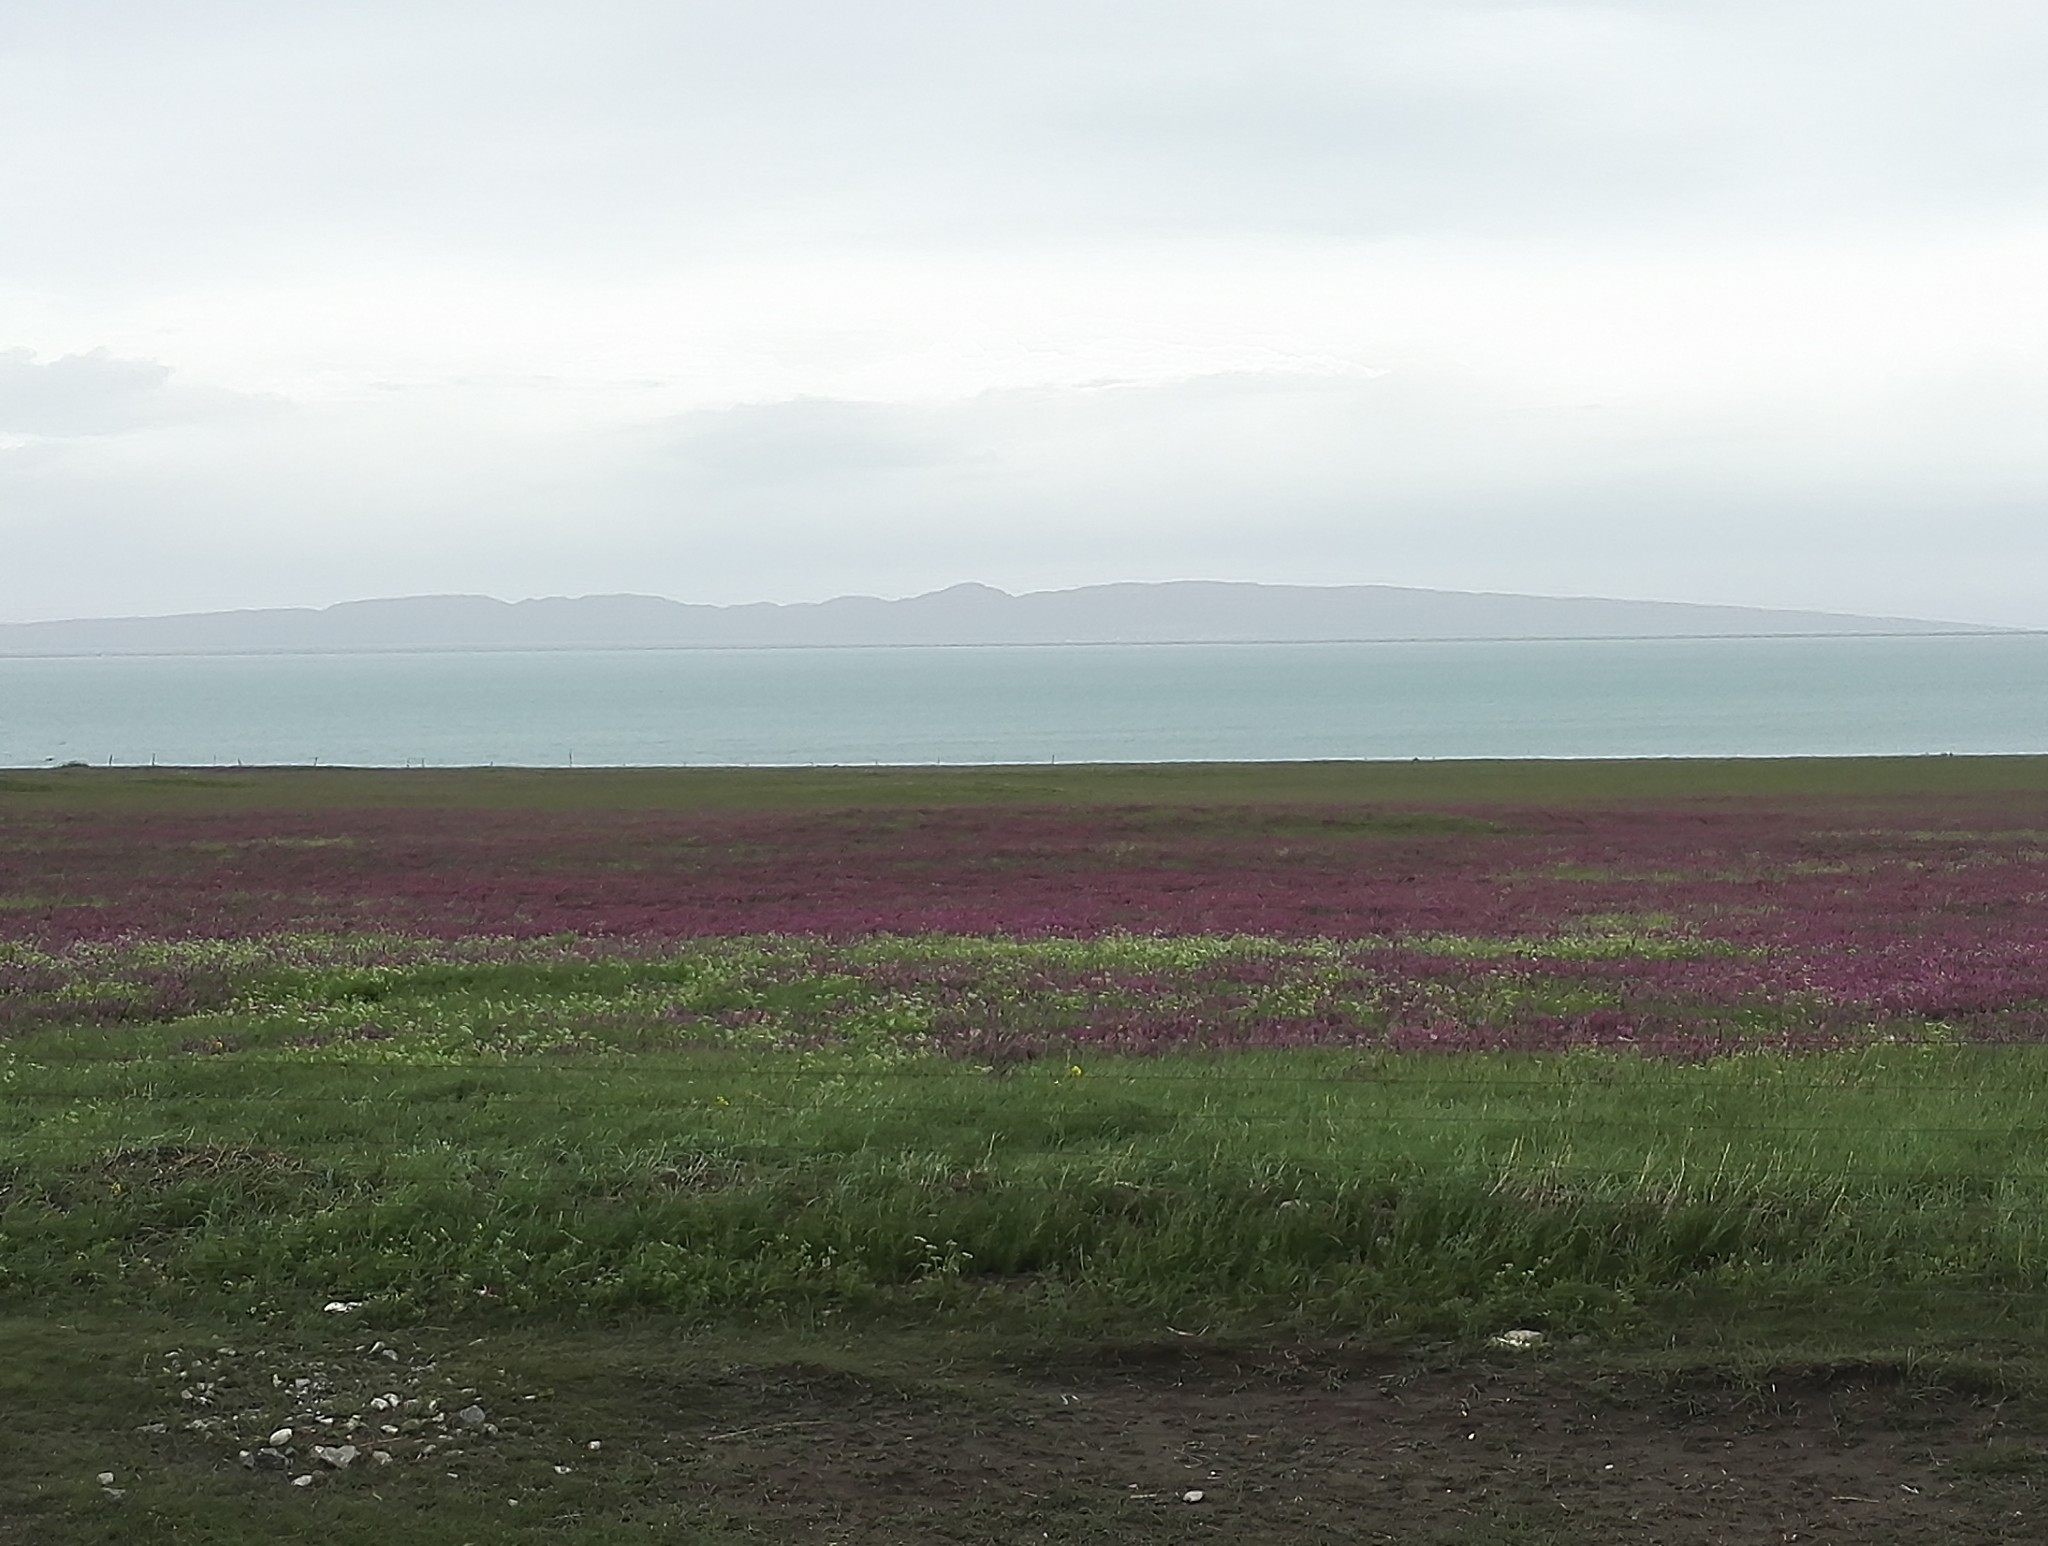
[0,627,2035,661]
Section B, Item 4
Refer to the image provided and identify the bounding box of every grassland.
[8,752,2048,810]
[4,759,2048,1542]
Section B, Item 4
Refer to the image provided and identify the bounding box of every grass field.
[4,759,2048,1542]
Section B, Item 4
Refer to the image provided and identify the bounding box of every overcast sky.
[4,0,2046,625]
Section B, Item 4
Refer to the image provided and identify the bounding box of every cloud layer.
[3,1,2046,624]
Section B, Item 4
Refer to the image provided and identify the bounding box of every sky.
[4,0,2047,627]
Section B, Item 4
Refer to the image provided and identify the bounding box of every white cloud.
[0,347,269,437]
[0,1,2045,625]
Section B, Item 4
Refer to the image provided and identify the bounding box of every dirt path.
[687,1349,2043,1543]
[9,1323,2041,1544]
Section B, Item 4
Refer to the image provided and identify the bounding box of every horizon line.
[1,630,2039,665]
[0,576,2017,634]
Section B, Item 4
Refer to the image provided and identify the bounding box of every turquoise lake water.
[2,635,2045,767]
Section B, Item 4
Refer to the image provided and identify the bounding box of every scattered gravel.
[153,1337,550,1489]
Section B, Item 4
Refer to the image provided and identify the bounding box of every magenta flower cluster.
[4,797,2045,1050]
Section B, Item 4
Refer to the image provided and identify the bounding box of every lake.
[2,634,2044,767]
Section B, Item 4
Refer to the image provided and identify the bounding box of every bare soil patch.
[675,1348,2044,1543]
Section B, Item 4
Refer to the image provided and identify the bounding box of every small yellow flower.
[1068,1065,1085,1078]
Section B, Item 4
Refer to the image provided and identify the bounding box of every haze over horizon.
[0,578,2010,659]
[5,2,2047,628]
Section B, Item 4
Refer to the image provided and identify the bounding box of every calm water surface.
[2,636,2045,767]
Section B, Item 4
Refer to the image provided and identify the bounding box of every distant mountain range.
[0,583,2006,656]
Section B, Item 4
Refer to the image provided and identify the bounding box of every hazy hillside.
[0,582,2001,656]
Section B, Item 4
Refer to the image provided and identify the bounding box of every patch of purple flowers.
[3,796,2045,1052]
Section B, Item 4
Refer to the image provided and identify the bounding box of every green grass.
[7,1029,2047,1344]
[8,1032,2048,1542]
[5,754,2048,812]
[5,927,2044,1347]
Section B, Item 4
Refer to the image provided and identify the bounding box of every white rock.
[1487,1329,1548,1351]
[291,1473,317,1488]
[553,1464,572,1474]
[312,1444,359,1469]
[456,1404,488,1427]
[1181,1489,1205,1503]
[372,1451,394,1466]
[269,1428,295,1446]
[96,1472,116,1485]
[321,1300,364,1314]
[586,1440,601,1451]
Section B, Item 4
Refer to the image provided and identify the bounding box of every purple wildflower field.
[4,796,2047,1054]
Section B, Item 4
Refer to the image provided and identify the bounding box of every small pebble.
[96,1472,116,1486]
[586,1440,602,1451]
[291,1474,317,1488]
[269,1428,294,1446]
[1182,1489,1205,1503]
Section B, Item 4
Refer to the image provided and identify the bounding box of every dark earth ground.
[602,1349,2044,1544]
[6,1321,2042,1545]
